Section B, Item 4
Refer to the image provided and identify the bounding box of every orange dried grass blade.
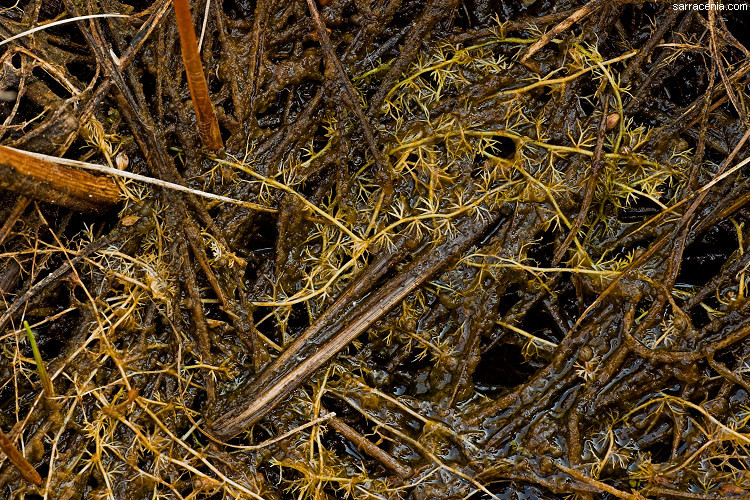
[0,428,42,486]
[172,0,223,152]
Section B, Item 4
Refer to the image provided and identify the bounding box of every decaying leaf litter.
[1,0,750,498]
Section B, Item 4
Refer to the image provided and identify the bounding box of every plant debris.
[1,0,750,498]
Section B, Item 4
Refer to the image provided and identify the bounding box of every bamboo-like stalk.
[172,0,223,152]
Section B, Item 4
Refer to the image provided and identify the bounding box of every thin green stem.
[24,320,54,399]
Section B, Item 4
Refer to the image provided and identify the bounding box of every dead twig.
[305,0,393,197]
[708,2,746,126]
[0,228,122,332]
[0,145,121,213]
[552,98,609,265]
[210,212,500,438]
[0,427,41,486]
[322,408,411,477]
[520,0,608,69]
[0,196,30,247]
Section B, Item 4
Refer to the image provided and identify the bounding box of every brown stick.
[210,212,500,439]
[305,0,393,197]
[0,196,30,246]
[520,0,607,68]
[0,145,120,213]
[0,427,42,486]
[552,98,609,265]
[323,409,411,477]
[708,2,746,126]
[172,0,223,152]
[0,228,122,332]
